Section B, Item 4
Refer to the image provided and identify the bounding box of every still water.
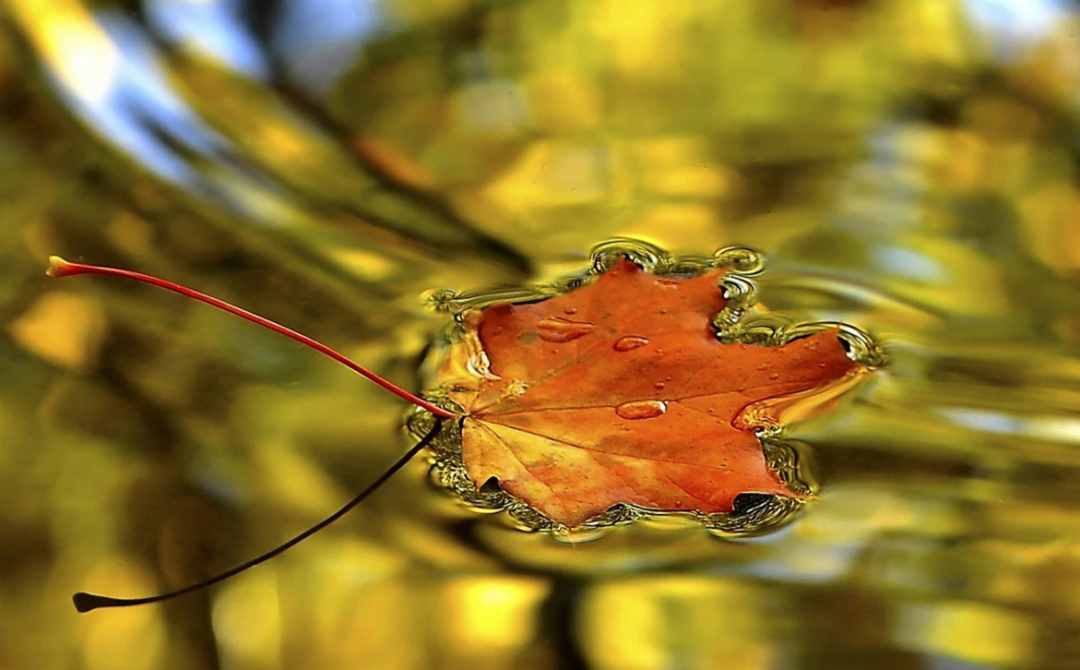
[2,1,1080,669]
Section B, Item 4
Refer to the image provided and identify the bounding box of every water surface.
[2,2,1080,669]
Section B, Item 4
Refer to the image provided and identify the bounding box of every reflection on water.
[2,1,1080,668]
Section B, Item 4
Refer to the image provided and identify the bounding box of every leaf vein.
[478,419,739,471]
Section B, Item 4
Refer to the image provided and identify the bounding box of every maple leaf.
[45,247,875,612]
[433,256,869,527]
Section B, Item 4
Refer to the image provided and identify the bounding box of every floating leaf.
[47,241,880,612]
[426,242,877,529]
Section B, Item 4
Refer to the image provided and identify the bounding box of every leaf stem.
[46,256,455,419]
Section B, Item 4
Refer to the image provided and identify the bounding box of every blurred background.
[2,0,1080,668]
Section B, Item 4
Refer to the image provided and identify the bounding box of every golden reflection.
[586,2,696,76]
[887,0,971,67]
[253,441,347,516]
[632,138,735,198]
[211,570,282,668]
[1020,183,1080,274]
[893,600,1036,666]
[525,71,600,131]
[255,118,312,164]
[281,537,416,669]
[484,141,627,212]
[438,577,549,656]
[580,577,774,670]
[79,559,165,670]
[8,291,105,369]
[626,204,725,246]
[328,247,397,282]
[104,212,156,258]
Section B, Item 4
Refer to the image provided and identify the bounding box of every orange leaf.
[435,257,869,527]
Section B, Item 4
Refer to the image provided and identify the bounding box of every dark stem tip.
[73,592,123,613]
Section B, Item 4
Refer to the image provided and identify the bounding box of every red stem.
[46,256,455,419]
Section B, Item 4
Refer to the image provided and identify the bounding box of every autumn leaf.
[433,255,870,527]
[45,245,876,612]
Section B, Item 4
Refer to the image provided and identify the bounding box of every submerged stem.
[73,417,444,612]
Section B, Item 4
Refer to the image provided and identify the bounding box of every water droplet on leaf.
[613,335,650,351]
[615,400,668,420]
[536,317,595,343]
